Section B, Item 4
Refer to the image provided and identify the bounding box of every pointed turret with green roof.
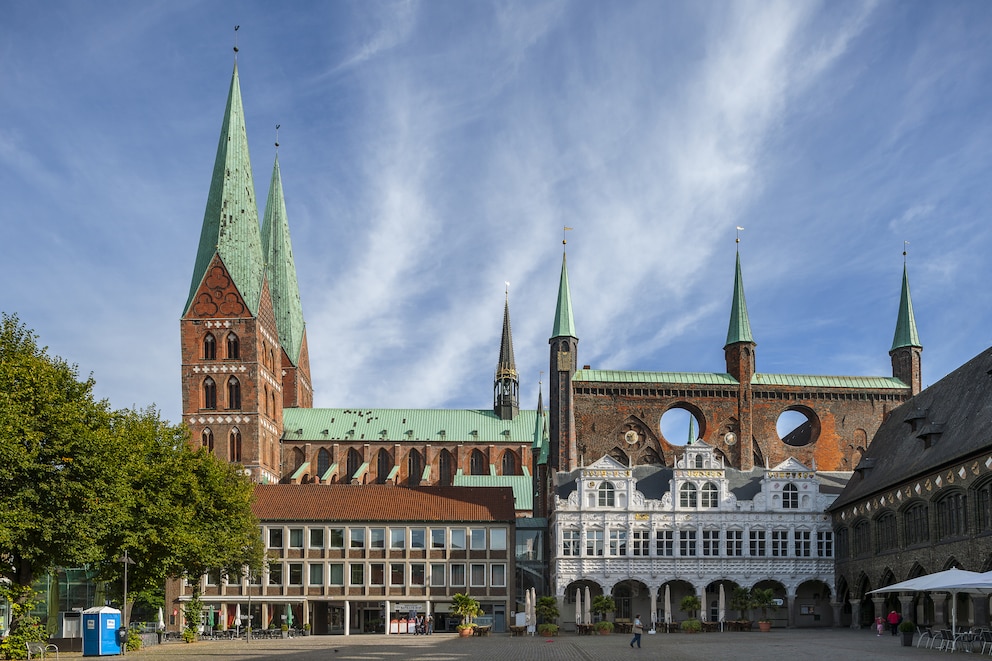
[889,259,923,394]
[262,152,314,408]
[724,246,756,384]
[184,62,266,317]
[549,246,579,471]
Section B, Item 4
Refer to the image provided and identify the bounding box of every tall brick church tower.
[180,60,311,484]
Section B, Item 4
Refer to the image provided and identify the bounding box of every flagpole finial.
[275,124,281,150]
[563,226,573,246]
[736,226,744,245]
[233,25,240,59]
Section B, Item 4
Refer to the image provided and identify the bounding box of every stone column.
[830,601,842,628]
[974,595,990,630]
[786,589,797,628]
[898,595,914,623]
[848,599,861,629]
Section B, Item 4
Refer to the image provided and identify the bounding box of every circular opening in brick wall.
[776,407,819,446]
[660,406,704,446]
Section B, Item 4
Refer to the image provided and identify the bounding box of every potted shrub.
[750,588,778,632]
[302,622,311,636]
[535,596,559,636]
[452,593,483,637]
[680,618,702,633]
[898,619,915,646]
[730,586,752,626]
[593,620,614,635]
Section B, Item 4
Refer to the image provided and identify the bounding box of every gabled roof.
[261,154,306,365]
[770,458,811,472]
[252,484,516,522]
[725,251,754,347]
[830,345,992,510]
[282,407,539,444]
[185,63,265,316]
[584,455,629,471]
[551,252,577,339]
[891,262,922,352]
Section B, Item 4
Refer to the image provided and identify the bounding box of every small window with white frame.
[470,528,486,550]
[490,563,506,587]
[470,563,486,586]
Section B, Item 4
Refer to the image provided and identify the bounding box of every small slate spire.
[495,288,519,420]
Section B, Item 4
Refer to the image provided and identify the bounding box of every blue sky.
[2,1,991,427]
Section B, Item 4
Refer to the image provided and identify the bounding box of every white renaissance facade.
[551,441,847,630]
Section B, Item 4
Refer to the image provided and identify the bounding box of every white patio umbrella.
[584,586,592,624]
[575,589,582,625]
[529,588,537,632]
[867,567,992,635]
[157,607,165,631]
[234,603,242,636]
[664,585,672,624]
[525,589,533,626]
[718,584,726,624]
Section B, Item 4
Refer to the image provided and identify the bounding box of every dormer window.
[598,482,616,507]
[694,455,704,468]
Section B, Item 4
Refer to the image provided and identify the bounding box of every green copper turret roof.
[551,252,577,339]
[532,389,544,450]
[724,251,755,347]
[262,154,306,365]
[185,63,265,316]
[890,262,921,352]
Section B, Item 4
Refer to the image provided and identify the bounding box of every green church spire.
[551,252,577,339]
[184,62,265,316]
[262,153,306,366]
[724,250,754,347]
[890,262,921,351]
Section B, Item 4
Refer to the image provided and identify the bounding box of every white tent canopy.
[867,568,992,634]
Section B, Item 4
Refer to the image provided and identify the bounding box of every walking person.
[887,610,901,636]
[630,614,643,649]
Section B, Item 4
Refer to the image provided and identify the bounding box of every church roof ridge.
[572,369,908,390]
[184,62,265,316]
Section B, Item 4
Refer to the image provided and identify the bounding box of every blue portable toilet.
[82,606,122,656]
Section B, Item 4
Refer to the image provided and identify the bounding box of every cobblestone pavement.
[74,629,946,660]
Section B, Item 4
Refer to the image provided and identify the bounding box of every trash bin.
[82,606,122,656]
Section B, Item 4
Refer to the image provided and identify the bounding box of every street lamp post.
[117,551,136,628]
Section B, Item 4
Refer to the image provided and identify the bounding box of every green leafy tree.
[451,593,483,628]
[750,588,778,622]
[591,594,616,622]
[680,594,701,620]
[0,314,127,637]
[0,585,47,660]
[535,596,559,623]
[0,316,263,639]
[730,586,752,620]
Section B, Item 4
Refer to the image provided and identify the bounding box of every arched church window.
[598,482,616,507]
[317,448,331,479]
[346,448,363,482]
[203,377,216,409]
[376,448,392,484]
[229,428,242,463]
[438,450,453,486]
[700,482,718,508]
[227,377,241,410]
[407,450,423,486]
[470,449,487,476]
[227,332,240,360]
[203,333,216,360]
[502,451,517,476]
[264,386,269,416]
[783,483,799,509]
[680,483,698,508]
[201,428,214,452]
